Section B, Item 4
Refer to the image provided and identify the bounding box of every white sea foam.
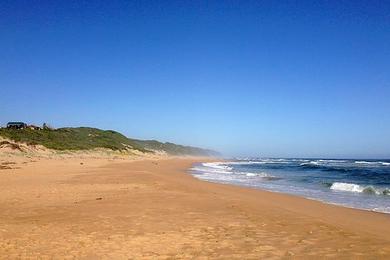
[317,159,347,163]
[202,162,233,170]
[226,160,289,165]
[223,161,267,165]
[372,207,390,214]
[245,173,257,177]
[330,182,364,193]
[237,171,269,177]
[355,161,376,165]
[300,161,320,166]
[190,166,231,175]
[330,182,389,195]
[355,161,390,166]
[192,162,273,179]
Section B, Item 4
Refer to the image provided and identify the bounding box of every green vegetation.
[0,127,145,151]
[0,127,218,156]
[129,139,219,156]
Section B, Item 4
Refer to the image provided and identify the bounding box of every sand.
[0,156,390,259]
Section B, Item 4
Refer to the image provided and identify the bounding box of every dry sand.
[0,156,390,259]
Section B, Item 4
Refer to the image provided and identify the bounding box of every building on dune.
[6,122,27,129]
[27,125,42,130]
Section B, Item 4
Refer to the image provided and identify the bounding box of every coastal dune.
[0,157,389,258]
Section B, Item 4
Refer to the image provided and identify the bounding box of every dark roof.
[7,122,26,125]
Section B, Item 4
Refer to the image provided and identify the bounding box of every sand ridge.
[0,157,389,259]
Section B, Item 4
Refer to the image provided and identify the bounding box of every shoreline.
[191,159,390,215]
[1,156,389,258]
[190,160,390,240]
[191,167,390,216]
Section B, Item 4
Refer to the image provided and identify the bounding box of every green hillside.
[129,139,218,156]
[0,127,218,156]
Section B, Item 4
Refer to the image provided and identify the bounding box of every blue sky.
[1,1,389,158]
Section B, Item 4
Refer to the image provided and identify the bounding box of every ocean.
[190,159,390,214]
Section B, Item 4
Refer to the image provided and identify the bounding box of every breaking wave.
[330,182,390,196]
[355,161,390,166]
[190,162,277,180]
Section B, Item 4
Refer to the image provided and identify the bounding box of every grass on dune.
[0,127,219,156]
[0,127,148,152]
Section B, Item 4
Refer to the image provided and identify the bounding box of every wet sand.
[0,157,389,259]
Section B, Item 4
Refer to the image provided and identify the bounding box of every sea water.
[190,159,390,214]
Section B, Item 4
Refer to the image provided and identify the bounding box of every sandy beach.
[1,156,390,259]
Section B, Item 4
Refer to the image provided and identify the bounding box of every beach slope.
[0,157,389,258]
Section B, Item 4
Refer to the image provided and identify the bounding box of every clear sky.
[1,1,389,158]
